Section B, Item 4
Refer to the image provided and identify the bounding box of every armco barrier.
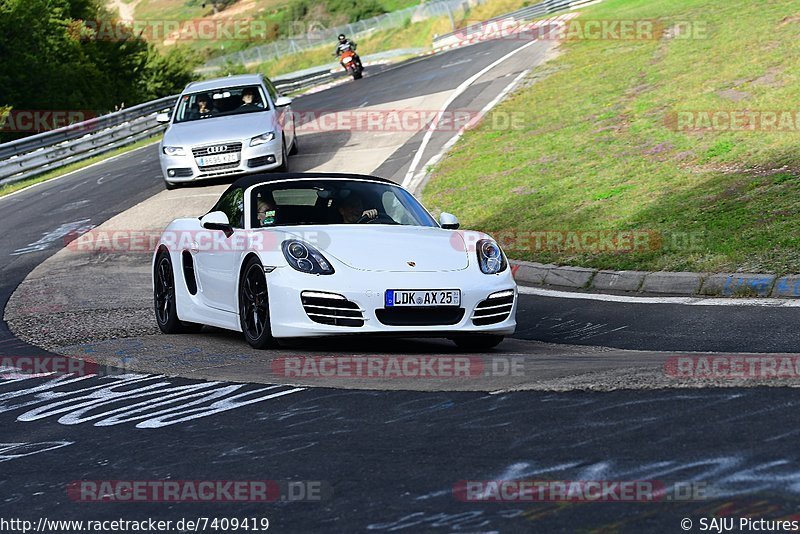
[0,96,176,186]
[204,0,487,69]
[0,70,337,187]
[432,0,599,49]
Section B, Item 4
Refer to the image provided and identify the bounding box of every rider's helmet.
[338,34,346,42]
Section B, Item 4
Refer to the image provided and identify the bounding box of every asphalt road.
[0,145,165,359]
[515,289,800,353]
[3,378,800,531]
[2,38,800,532]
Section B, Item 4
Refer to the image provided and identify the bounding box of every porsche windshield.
[174,85,268,123]
[250,180,438,228]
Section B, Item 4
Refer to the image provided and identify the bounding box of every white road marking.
[406,68,530,194]
[518,285,800,308]
[403,38,541,188]
[57,199,91,212]
[441,58,473,68]
[531,315,630,340]
[1,373,305,429]
[11,219,95,256]
[0,441,74,462]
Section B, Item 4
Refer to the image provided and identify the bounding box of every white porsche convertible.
[152,173,517,349]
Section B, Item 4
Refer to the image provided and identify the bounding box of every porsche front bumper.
[265,266,517,338]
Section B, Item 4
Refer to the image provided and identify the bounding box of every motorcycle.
[339,48,363,80]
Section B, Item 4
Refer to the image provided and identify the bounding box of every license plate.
[342,56,353,64]
[196,152,239,167]
[385,289,461,307]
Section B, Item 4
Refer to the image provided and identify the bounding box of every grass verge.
[423,0,800,273]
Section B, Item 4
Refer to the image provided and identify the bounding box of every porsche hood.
[282,226,471,272]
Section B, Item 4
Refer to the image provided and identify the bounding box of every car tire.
[276,139,289,172]
[154,251,203,334]
[288,132,299,155]
[451,334,505,351]
[239,256,276,349]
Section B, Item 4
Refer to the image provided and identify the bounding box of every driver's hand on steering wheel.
[361,209,378,220]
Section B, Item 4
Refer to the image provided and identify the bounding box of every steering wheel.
[356,213,394,224]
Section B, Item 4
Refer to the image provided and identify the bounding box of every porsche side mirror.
[201,211,233,238]
[156,112,170,124]
[439,212,460,230]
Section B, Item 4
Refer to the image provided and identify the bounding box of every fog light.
[168,169,176,177]
[267,155,276,163]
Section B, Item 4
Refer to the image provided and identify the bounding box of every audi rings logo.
[206,145,228,154]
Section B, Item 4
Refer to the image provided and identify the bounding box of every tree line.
[0,0,200,141]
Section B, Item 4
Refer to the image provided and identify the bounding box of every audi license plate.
[385,289,461,307]
[196,152,239,167]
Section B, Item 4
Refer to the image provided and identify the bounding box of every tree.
[0,0,199,141]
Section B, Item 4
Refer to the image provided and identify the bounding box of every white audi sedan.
[157,74,297,189]
[152,173,517,349]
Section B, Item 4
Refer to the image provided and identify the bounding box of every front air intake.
[301,292,364,327]
[472,292,514,326]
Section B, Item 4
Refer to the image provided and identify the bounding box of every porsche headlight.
[250,131,276,146]
[477,239,507,274]
[282,240,334,275]
[162,146,185,156]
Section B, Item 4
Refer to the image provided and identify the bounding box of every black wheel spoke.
[243,277,255,300]
[240,264,269,340]
[155,257,173,325]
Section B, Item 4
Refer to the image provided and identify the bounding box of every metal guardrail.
[204,0,487,69]
[0,96,176,162]
[274,70,338,94]
[0,96,177,186]
[432,0,597,48]
[0,70,345,187]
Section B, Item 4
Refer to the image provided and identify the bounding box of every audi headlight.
[162,146,185,156]
[250,131,276,147]
[477,239,507,274]
[281,240,334,275]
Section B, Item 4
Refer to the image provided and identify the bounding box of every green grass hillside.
[231,0,542,78]
[110,0,423,59]
[423,0,800,273]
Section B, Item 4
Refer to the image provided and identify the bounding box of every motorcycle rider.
[334,34,362,70]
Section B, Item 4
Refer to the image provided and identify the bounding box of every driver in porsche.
[337,193,377,223]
